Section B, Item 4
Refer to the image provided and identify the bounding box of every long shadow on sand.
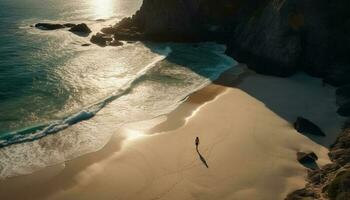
[197,147,209,168]
[144,42,344,149]
[234,73,345,148]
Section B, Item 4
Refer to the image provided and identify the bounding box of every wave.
[0,47,172,148]
[0,42,238,179]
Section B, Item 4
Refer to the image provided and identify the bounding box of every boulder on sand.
[297,151,318,164]
[69,23,92,35]
[294,117,326,136]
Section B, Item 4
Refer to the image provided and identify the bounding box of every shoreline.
[0,64,344,200]
[0,65,243,199]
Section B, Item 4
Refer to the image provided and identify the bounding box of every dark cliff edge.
[70,0,350,198]
[97,0,350,199]
[103,0,350,83]
[286,120,350,200]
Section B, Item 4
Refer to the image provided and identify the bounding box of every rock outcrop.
[68,23,92,35]
[297,152,318,164]
[34,23,66,30]
[90,32,123,47]
[104,0,350,83]
[294,117,326,136]
[34,23,92,36]
[326,171,350,200]
[286,121,350,199]
[337,102,350,117]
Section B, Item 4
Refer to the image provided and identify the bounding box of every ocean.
[0,0,238,178]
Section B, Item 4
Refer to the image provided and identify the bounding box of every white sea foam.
[0,42,238,179]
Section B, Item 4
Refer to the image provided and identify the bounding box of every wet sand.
[0,66,344,200]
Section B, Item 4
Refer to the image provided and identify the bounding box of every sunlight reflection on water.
[89,0,115,19]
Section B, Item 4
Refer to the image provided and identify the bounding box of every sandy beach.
[0,67,344,200]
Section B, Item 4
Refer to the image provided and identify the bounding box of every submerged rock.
[34,23,65,30]
[69,23,92,35]
[294,117,326,136]
[109,40,123,47]
[90,33,113,47]
[297,152,318,164]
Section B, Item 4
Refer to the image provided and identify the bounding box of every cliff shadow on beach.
[142,42,345,149]
[236,73,346,148]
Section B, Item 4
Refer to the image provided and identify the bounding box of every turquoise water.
[0,0,143,134]
[0,0,238,178]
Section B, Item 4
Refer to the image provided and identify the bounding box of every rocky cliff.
[103,1,350,199]
[107,0,350,84]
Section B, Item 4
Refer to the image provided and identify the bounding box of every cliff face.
[115,0,350,84]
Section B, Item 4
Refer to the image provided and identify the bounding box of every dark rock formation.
[64,23,76,28]
[297,152,318,164]
[326,171,350,200]
[34,23,65,30]
[287,120,350,199]
[294,117,326,136]
[69,23,92,35]
[103,0,350,82]
[34,23,91,37]
[329,122,350,165]
[90,33,109,47]
[336,85,350,112]
[337,102,350,117]
[109,40,123,47]
[324,66,350,87]
[337,85,350,99]
[90,33,119,47]
[285,188,317,200]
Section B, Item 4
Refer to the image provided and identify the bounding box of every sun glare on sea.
[90,0,115,19]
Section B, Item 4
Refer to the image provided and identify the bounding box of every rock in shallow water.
[90,33,113,47]
[109,40,123,47]
[69,23,92,35]
[63,23,76,28]
[89,33,122,47]
[294,117,326,136]
[34,23,65,30]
